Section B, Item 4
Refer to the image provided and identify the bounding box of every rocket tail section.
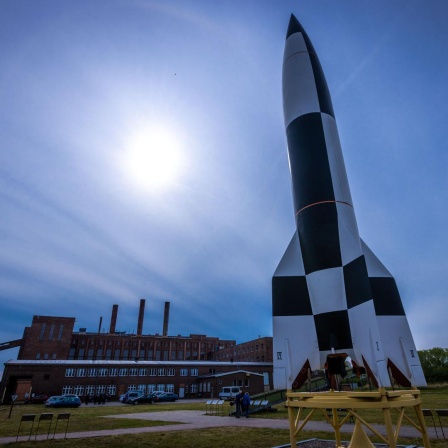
[273,232,320,389]
[361,239,427,387]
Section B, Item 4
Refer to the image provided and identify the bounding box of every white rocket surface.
[273,14,426,390]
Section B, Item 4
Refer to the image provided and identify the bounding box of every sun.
[124,126,184,191]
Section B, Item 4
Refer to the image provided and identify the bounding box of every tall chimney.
[109,304,118,333]
[137,298,145,336]
[98,316,102,334]
[163,301,170,337]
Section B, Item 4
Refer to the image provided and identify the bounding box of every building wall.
[212,337,273,363]
[1,314,274,403]
[18,316,75,360]
[1,360,272,402]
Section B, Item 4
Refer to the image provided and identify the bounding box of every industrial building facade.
[0,301,273,402]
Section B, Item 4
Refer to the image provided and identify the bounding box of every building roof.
[4,359,272,367]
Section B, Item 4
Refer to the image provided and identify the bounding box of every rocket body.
[273,15,426,389]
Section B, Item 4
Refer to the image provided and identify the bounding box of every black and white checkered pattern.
[273,14,426,390]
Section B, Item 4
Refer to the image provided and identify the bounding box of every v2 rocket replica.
[273,14,426,389]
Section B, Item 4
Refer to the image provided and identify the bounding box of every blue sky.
[1,0,447,377]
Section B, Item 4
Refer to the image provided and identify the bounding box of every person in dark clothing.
[234,390,243,418]
[242,392,251,418]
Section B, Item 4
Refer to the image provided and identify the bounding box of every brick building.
[0,301,273,403]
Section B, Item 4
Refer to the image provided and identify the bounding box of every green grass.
[1,387,447,447]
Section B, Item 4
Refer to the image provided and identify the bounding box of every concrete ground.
[0,402,439,445]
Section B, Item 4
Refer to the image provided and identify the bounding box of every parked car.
[46,396,81,408]
[25,394,49,404]
[129,393,157,405]
[152,391,165,398]
[122,391,143,404]
[156,392,178,402]
[45,396,62,406]
[219,386,240,400]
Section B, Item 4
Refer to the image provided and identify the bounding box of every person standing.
[242,392,251,418]
[234,390,243,418]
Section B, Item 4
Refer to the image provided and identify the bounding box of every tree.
[418,347,448,383]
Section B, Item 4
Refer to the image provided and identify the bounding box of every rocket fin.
[273,232,319,389]
[361,239,427,387]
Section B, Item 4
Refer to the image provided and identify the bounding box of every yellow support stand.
[286,387,430,448]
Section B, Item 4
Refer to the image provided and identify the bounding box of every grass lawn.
[1,387,447,447]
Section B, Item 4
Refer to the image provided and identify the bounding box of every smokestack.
[98,316,102,334]
[137,298,145,336]
[109,304,118,333]
[163,301,170,337]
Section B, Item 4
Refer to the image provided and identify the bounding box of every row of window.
[65,367,199,378]
[73,340,216,349]
[39,323,64,342]
[61,382,214,396]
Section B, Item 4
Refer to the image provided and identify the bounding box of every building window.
[58,324,64,341]
[98,368,108,377]
[107,385,116,396]
[148,384,156,393]
[139,368,147,376]
[85,385,95,396]
[149,368,157,376]
[35,353,41,359]
[39,323,46,341]
[62,386,73,395]
[109,368,118,377]
[68,348,75,360]
[190,384,198,393]
[129,368,138,376]
[156,384,165,392]
[190,368,198,376]
[105,349,112,360]
[138,384,146,393]
[52,353,57,359]
[167,368,175,376]
[48,324,55,341]
[88,368,97,377]
[128,384,137,391]
[74,385,84,396]
[77,368,86,377]
[97,385,106,394]
[65,368,75,377]
[180,369,188,376]
[119,368,128,377]
[166,384,174,393]
[158,368,166,376]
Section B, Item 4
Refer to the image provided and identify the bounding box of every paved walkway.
[1,410,438,445]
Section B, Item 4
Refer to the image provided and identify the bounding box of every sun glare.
[124,126,184,191]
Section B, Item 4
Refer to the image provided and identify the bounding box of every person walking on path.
[234,390,243,418]
[242,392,251,418]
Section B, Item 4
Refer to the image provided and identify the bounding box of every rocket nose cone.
[286,14,306,39]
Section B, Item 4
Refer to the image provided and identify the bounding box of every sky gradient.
[1,0,447,377]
